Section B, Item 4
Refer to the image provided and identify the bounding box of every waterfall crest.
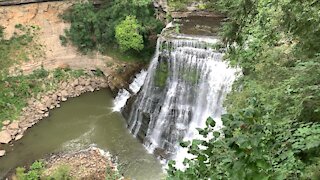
[113,70,147,112]
[125,35,238,158]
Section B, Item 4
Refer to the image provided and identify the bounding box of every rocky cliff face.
[153,0,224,18]
[153,0,168,12]
[0,1,141,90]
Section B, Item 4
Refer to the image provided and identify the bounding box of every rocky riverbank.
[42,147,121,179]
[6,146,122,179]
[0,72,109,157]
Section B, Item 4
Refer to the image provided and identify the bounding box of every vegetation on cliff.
[0,24,42,72]
[167,0,320,179]
[61,0,163,60]
[0,67,89,128]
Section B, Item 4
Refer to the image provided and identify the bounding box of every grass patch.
[16,161,72,180]
[0,68,91,128]
[0,24,43,72]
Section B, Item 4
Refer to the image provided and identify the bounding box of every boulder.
[0,131,12,144]
[52,94,58,101]
[88,86,94,92]
[15,134,23,141]
[8,121,19,130]
[2,120,10,126]
[71,79,79,87]
[39,104,48,111]
[38,110,45,114]
[61,90,68,97]
[7,129,18,136]
[61,82,68,89]
[0,150,5,157]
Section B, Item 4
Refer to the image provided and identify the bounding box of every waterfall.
[113,70,148,112]
[124,35,238,160]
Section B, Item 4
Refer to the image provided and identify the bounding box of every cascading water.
[125,34,238,159]
[113,70,147,112]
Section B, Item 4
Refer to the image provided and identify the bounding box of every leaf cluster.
[61,0,163,55]
[167,0,320,179]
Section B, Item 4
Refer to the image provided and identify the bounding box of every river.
[0,89,163,180]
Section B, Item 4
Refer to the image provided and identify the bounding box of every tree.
[115,16,144,52]
[167,0,320,179]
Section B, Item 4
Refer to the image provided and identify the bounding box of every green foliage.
[16,161,44,180]
[92,68,104,77]
[16,162,72,180]
[105,165,122,180]
[62,0,163,58]
[59,35,68,47]
[0,25,37,71]
[47,165,72,180]
[0,26,4,39]
[62,3,97,53]
[115,16,144,52]
[16,167,27,180]
[167,0,193,11]
[168,100,320,179]
[167,0,320,179]
[154,60,169,88]
[0,68,88,126]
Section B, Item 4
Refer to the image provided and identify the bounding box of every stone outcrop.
[0,74,109,148]
[153,0,225,19]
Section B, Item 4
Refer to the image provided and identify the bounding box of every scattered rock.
[2,120,10,126]
[0,75,109,144]
[7,129,18,136]
[61,90,68,97]
[61,82,68,89]
[7,121,19,130]
[15,134,23,141]
[44,112,50,117]
[0,131,12,144]
[0,150,5,157]
[38,110,45,114]
[42,147,119,180]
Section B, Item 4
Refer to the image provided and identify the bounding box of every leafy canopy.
[167,0,320,179]
[115,16,144,52]
[62,0,163,54]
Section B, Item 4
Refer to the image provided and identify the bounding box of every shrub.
[115,16,144,52]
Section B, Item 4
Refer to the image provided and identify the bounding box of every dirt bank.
[0,1,143,89]
[0,71,110,156]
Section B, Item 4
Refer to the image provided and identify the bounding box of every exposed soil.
[0,1,143,89]
[42,147,120,180]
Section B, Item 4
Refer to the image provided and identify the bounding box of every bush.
[167,0,320,179]
[115,16,144,52]
[47,165,72,180]
[16,161,44,180]
[61,0,163,58]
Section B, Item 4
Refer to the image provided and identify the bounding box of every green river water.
[0,89,163,180]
